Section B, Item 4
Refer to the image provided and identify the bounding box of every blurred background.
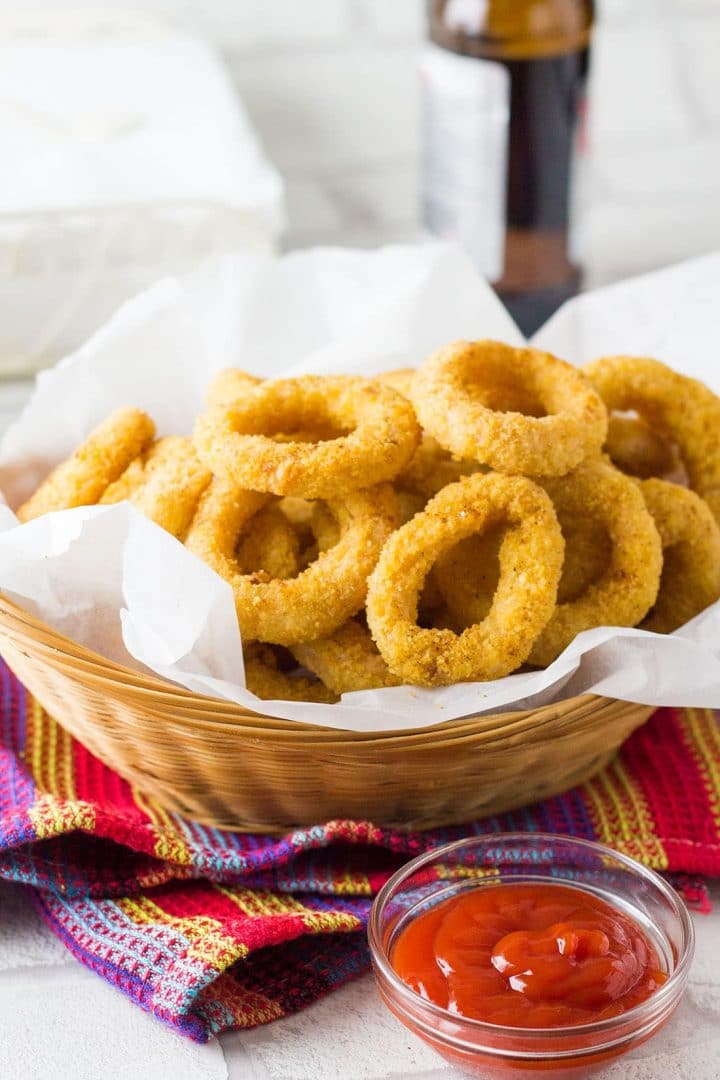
[222,0,720,286]
[82,0,719,281]
[0,0,718,383]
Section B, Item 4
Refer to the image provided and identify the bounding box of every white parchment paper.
[1,244,719,732]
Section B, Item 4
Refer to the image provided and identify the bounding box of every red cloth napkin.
[0,660,717,1041]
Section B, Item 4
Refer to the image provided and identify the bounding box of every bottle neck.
[428,0,593,61]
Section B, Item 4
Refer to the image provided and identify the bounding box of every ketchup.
[391,883,667,1028]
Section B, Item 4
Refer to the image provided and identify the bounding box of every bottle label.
[421,43,510,282]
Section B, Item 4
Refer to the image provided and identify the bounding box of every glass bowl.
[368,833,694,1078]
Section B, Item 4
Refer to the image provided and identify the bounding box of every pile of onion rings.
[17,344,720,696]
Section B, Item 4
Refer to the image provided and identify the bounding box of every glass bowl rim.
[368,830,695,1042]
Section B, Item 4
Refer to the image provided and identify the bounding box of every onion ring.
[393,488,446,616]
[185,480,399,645]
[244,644,337,703]
[101,436,211,539]
[208,371,348,445]
[284,500,340,572]
[278,497,314,529]
[236,503,301,580]
[208,370,340,443]
[399,437,483,497]
[100,438,188,500]
[585,355,720,522]
[411,340,607,476]
[527,460,663,667]
[310,502,340,552]
[434,515,613,630]
[206,368,263,408]
[291,618,401,694]
[102,437,183,506]
[17,407,155,522]
[638,479,720,633]
[604,413,677,480]
[366,473,564,686]
[99,447,154,505]
[376,369,416,397]
[277,497,317,559]
[378,368,481,495]
[432,526,504,629]
[193,375,420,498]
[555,519,613,606]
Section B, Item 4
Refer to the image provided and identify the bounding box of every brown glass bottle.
[423,0,593,335]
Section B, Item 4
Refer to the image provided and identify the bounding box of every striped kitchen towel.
[0,659,717,1041]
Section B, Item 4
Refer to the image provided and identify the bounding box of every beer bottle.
[422,0,594,335]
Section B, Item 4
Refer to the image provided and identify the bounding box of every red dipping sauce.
[371,836,694,1077]
[391,883,667,1029]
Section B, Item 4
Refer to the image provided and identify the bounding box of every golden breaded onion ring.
[99,449,153,505]
[585,355,720,521]
[17,407,155,522]
[236,503,301,580]
[102,436,211,539]
[277,497,317,560]
[206,368,263,408]
[604,414,677,480]
[278,496,314,529]
[638,479,720,634]
[185,480,399,646]
[309,501,340,553]
[208,371,339,444]
[433,527,503,629]
[366,473,564,687]
[377,367,481,495]
[243,644,337,703]
[555,519,613,606]
[99,438,184,504]
[527,461,663,667]
[395,434,483,498]
[292,618,401,694]
[193,375,420,498]
[287,501,340,572]
[411,340,608,476]
[375,368,416,397]
[434,514,614,631]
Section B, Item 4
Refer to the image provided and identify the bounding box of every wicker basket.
[0,594,653,831]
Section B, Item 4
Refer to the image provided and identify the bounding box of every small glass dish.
[368,833,694,1078]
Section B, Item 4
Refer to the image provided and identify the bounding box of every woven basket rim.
[0,591,612,740]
